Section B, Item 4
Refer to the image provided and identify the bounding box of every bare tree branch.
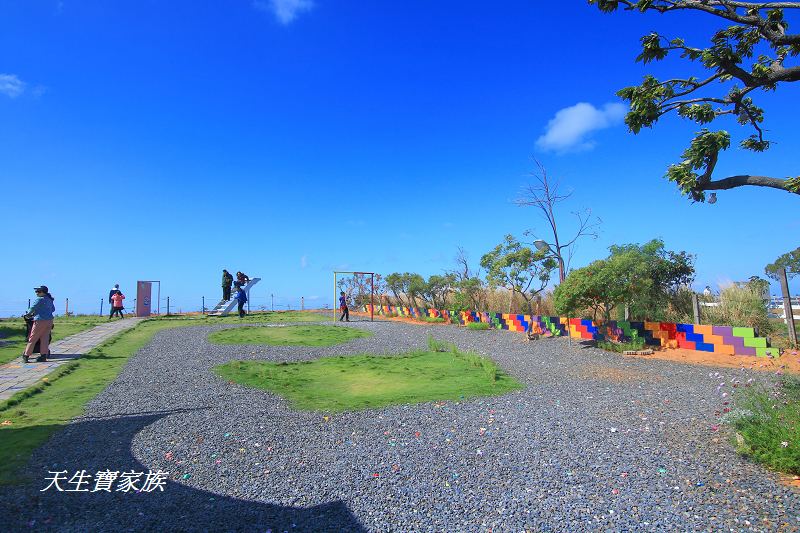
[516,160,600,282]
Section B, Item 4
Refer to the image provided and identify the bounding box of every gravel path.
[2,318,798,532]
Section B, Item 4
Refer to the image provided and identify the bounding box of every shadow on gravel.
[0,410,365,532]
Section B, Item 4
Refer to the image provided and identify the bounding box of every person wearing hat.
[23,285,56,363]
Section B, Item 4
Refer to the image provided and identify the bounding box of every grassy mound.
[215,337,523,412]
[208,324,371,347]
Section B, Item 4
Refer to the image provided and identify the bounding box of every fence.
[363,304,781,357]
[0,294,326,318]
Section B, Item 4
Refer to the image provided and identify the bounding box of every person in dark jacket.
[222,270,233,301]
[235,285,248,318]
[108,284,121,318]
[339,291,349,322]
[23,285,56,363]
[236,271,250,286]
[108,284,121,304]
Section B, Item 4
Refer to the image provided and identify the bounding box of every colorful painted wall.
[362,305,778,357]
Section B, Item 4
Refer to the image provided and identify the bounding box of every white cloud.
[253,0,314,24]
[535,102,627,153]
[0,74,26,98]
[300,255,308,269]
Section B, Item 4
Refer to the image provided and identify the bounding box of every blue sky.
[1,0,797,315]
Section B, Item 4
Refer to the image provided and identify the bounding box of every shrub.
[467,322,490,331]
[703,282,772,335]
[729,375,800,474]
[596,337,646,353]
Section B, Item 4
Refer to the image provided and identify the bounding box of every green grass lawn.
[154,310,330,325]
[215,340,523,412]
[0,319,189,485]
[208,324,371,346]
[730,375,800,474]
[0,315,110,365]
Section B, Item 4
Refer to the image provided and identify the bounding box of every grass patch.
[423,317,446,323]
[596,338,646,353]
[0,319,190,485]
[208,325,371,347]
[215,336,522,412]
[467,322,490,331]
[729,375,800,474]
[0,315,110,365]
[155,311,330,324]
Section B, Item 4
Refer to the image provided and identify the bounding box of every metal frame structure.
[333,271,375,322]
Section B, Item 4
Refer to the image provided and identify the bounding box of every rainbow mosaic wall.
[362,305,778,357]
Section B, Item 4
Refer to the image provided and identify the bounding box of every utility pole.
[271,294,274,311]
[780,268,798,346]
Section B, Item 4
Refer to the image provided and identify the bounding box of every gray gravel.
[1,317,798,532]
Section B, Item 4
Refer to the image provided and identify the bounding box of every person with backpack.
[110,291,126,319]
[23,285,56,363]
[235,285,248,318]
[222,270,233,301]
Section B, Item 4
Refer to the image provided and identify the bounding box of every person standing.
[339,291,349,322]
[235,285,248,318]
[23,285,56,363]
[236,271,250,286]
[110,291,126,319]
[108,284,121,305]
[222,270,233,301]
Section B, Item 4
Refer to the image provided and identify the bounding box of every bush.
[703,282,772,335]
[729,375,800,474]
[664,286,695,323]
[596,337,646,353]
[467,322,490,331]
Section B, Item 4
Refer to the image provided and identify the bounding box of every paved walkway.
[0,317,144,401]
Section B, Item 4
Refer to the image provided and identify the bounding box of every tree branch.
[700,174,800,192]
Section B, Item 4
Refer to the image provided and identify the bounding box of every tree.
[336,273,386,307]
[553,239,695,321]
[480,235,558,313]
[590,0,800,201]
[516,160,600,282]
[765,246,800,280]
[385,272,426,308]
[447,247,488,311]
[608,239,695,319]
[421,274,456,310]
[553,253,651,321]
